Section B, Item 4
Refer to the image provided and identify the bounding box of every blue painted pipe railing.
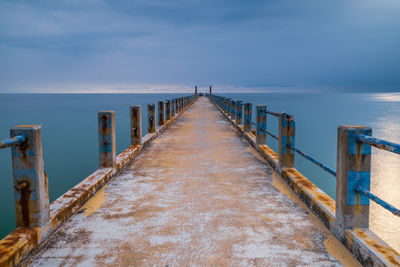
[354,133,400,216]
[0,135,26,149]
[287,144,337,177]
[260,128,279,140]
[356,186,400,216]
[209,92,400,248]
[356,134,400,155]
[265,110,280,117]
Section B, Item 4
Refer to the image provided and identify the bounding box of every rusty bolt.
[15,182,27,191]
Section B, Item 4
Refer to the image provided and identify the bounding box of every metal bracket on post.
[10,125,50,239]
[256,105,267,145]
[130,106,142,145]
[334,126,371,240]
[278,112,295,172]
[98,111,116,169]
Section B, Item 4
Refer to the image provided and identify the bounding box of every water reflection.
[370,114,400,253]
[371,92,400,103]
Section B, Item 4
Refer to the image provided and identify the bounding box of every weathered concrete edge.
[0,99,196,267]
[345,228,400,266]
[0,228,40,267]
[210,98,400,266]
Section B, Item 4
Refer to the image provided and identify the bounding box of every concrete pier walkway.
[22,98,360,266]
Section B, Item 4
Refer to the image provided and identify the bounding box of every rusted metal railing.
[356,134,400,154]
[286,144,336,176]
[208,93,400,242]
[353,134,400,216]
[0,135,26,149]
[356,186,400,216]
[265,110,280,117]
[260,128,278,140]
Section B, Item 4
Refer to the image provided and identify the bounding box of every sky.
[0,0,400,93]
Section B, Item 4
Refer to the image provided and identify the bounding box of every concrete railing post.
[130,106,142,145]
[244,103,252,132]
[158,101,164,126]
[256,105,267,145]
[171,99,175,117]
[227,98,231,116]
[10,125,50,232]
[175,98,178,114]
[232,100,236,120]
[165,101,171,121]
[278,112,295,171]
[148,104,155,133]
[222,98,226,113]
[236,101,243,125]
[98,111,116,169]
[232,100,236,118]
[334,126,371,239]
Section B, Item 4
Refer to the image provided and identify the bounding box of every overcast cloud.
[0,0,399,93]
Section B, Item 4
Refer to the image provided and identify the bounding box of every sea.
[0,92,399,252]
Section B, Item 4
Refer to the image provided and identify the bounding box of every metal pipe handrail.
[248,120,256,126]
[0,135,26,149]
[287,144,336,177]
[265,110,281,117]
[260,128,278,140]
[356,134,400,155]
[356,186,400,216]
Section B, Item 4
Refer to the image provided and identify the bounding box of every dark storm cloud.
[0,0,399,92]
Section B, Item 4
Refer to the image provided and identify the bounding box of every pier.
[0,91,399,266]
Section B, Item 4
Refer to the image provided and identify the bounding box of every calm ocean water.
[0,92,399,252]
